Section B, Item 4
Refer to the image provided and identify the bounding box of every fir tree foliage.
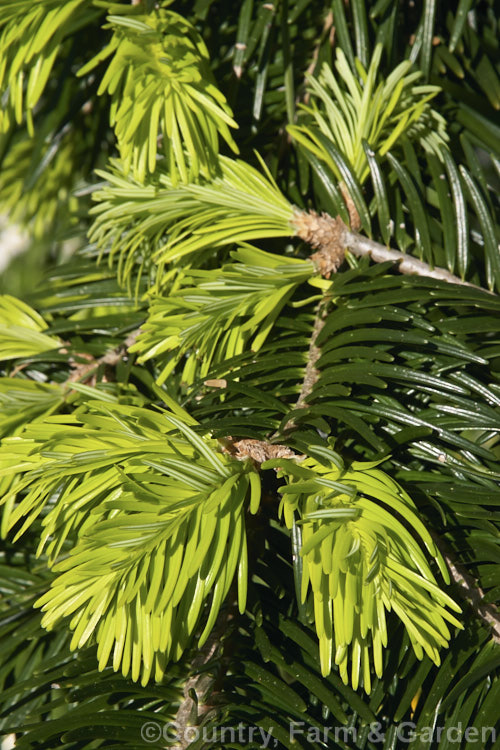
[1,402,260,686]
[288,42,449,186]
[78,1,239,183]
[0,1,500,748]
[270,449,462,693]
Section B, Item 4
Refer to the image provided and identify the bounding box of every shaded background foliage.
[0,1,499,749]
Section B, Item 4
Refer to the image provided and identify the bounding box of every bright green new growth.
[89,155,295,289]
[0,0,94,135]
[66,40,467,689]
[78,2,238,183]
[87,44,455,293]
[0,287,463,691]
[0,379,64,439]
[266,450,462,693]
[0,0,101,237]
[289,44,449,186]
[0,295,61,359]
[131,246,316,385]
[0,402,261,686]
[0,394,461,692]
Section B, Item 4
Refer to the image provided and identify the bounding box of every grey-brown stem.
[344,229,490,291]
[293,210,495,293]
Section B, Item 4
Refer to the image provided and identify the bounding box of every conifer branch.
[221,444,500,644]
[293,210,494,293]
[281,302,328,433]
[343,229,491,291]
[294,308,326,412]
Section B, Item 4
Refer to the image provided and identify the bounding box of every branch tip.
[292,209,494,293]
